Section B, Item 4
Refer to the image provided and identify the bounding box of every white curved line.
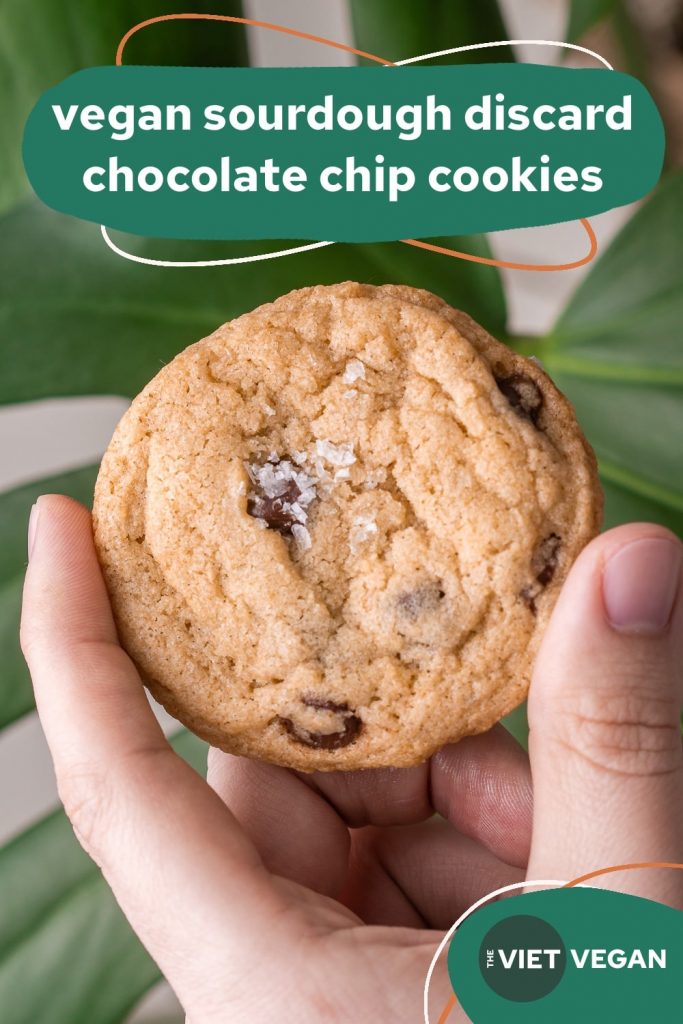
[100,225,334,267]
[100,38,612,267]
[394,39,613,71]
[423,878,573,1024]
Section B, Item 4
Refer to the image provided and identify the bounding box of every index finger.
[21,495,289,998]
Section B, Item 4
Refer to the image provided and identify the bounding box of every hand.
[21,495,683,1023]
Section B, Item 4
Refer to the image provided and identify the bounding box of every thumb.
[526,523,683,905]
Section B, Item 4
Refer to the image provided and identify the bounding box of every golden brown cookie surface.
[93,283,602,769]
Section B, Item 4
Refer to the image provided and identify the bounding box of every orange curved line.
[115,15,597,273]
[401,217,597,272]
[437,993,457,1023]
[439,860,683,1022]
[565,861,683,888]
[115,13,394,68]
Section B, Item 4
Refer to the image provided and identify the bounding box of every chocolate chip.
[279,696,362,750]
[520,533,562,613]
[302,695,349,712]
[247,480,301,535]
[495,373,543,427]
[246,454,317,536]
[396,584,445,620]
[533,533,561,586]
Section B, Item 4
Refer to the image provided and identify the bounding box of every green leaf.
[566,0,618,43]
[0,200,507,405]
[0,465,99,730]
[0,730,205,1024]
[600,480,683,536]
[549,174,683,378]
[0,1,247,217]
[502,703,528,750]
[541,173,683,536]
[349,0,514,66]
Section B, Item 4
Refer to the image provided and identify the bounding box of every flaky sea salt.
[246,457,317,525]
[349,514,378,553]
[247,439,357,550]
[344,389,358,399]
[263,403,275,416]
[298,486,317,505]
[247,459,310,500]
[315,439,356,467]
[291,523,312,550]
[343,359,366,384]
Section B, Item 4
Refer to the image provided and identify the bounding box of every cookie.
[93,282,602,770]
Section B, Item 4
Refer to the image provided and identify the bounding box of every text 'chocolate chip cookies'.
[93,283,602,770]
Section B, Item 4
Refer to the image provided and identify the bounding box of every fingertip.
[26,494,95,587]
[300,763,431,828]
[531,522,683,689]
[572,521,682,579]
[431,727,532,867]
[28,493,92,550]
[605,541,681,633]
[22,492,117,658]
[207,748,351,897]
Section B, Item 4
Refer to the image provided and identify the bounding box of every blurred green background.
[0,1,681,1020]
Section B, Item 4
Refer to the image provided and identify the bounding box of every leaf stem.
[544,354,683,385]
[599,459,683,511]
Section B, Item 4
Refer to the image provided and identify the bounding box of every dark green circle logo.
[479,914,567,1002]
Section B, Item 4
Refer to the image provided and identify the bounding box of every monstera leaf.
[504,173,683,755]
[0,203,507,407]
[565,0,619,43]
[349,0,514,65]
[0,730,205,1024]
[533,171,683,536]
[0,0,247,217]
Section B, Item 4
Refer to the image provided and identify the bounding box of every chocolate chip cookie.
[93,282,602,770]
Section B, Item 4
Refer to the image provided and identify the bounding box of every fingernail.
[28,501,40,561]
[603,537,682,634]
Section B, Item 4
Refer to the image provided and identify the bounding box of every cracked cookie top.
[93,282,602,770]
